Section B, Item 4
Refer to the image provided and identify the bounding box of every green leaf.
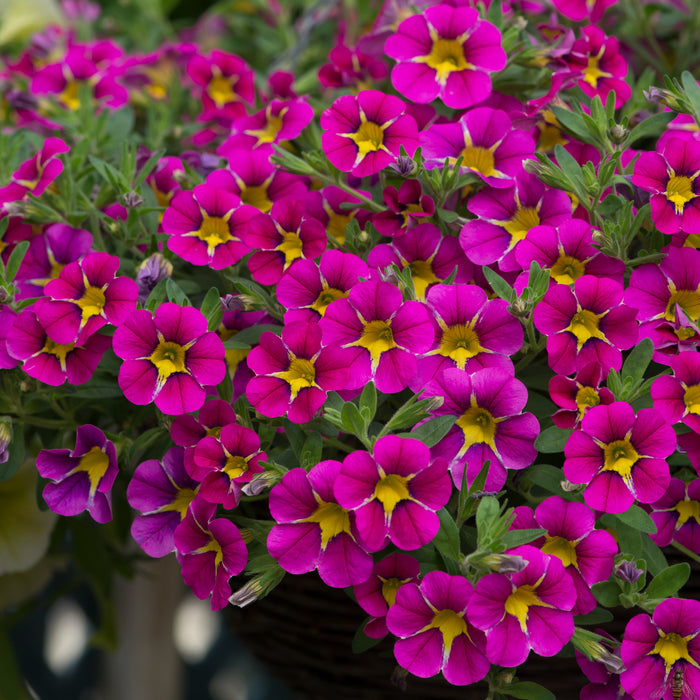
[621,338,655,383]
[4,240,29,283]
[592,581,620,608]
[436,208,459,223]
[521,464,564,495]
[144,276,168,312]
[681,71,700,124]
[551,106,591,145]
[502,681,555,700]
[482,265,514,301]
[645,563,690,600]
[341,402,367,441]
[476,495,500,536]
[614,505,657,534]
[358,382,377,425]
[501,528,546,549]
[433,508,461,562]
[352,622,383,653]
[534,426,572,453]
[165,278,189,306]
[639,532,667,576]
[300,432,323,470]
[574,607,614,625]
[284,422,306,464]
[233,324,281,346]
[404,415,456,448]
[200,287,223,331]
[626,111,676,147]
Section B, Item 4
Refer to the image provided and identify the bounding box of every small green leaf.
[300,432,323,470]
[482,266,514,301]
[502,681,556,700]
[534,426,572,453]
[436,208,459,223]
[621,337,654,383]
[200,287,223,331]
[433,508,461,561]
[645,563,690,600]
[551,106,591,145]
[358,382,377,425]
[352,622,383,653]
[284,422,306,464]
[4,240,29,283]
[614,505,657,534]
[405,415,456,448]
[165,278,189,306]
[522,464,565,495]
[626,112,676,147]
[592,581,620,608]
[574,608,614,625]
[639,532,667,576]
[145,276,168,311]
[341,402,367,441]
[476,496,500,537]
[681,71,700,125]
[233,324,281,346]
[501,528,546,549]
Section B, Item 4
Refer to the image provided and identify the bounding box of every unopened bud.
[241,471,280,496]
[390,156,416,177]
[643,86,682,110]
[0,419,11,464]
[609,124,628,144]
[590,229,610,247]
[220,294,246,313]
[4,201,27,218]
[560,479,581,493]
[123,191,144,209]
[481,553,527,574]
[425,395,444,413]
[136,253,173,304]
[229,578,264,607]
[615,560,643,584]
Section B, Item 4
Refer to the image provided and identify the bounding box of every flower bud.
[0,419,11,464]
[481,553,527,574]
[123,191,144,209]
[614,560,643,584]
[390,155,416,177]
[220,294,246,313]
[136,252,173,304]
[609,124,628,144]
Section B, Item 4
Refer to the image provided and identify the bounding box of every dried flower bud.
[123,191,144,209]
[241,471,279,496]
[229,578,264,607]
[615,560,643,584]
[220,294,246,313]
[136,253,173,304]
[643,86,681,110]
[390,155,416,177]
[481,553,528,574]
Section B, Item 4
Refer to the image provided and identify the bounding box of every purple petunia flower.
[564,401,676,513]
[467,545,577,667]
[36,425,118,523]
[334,436,452,552]
[267,461,373,588]
[112,303,227,415]
[387,571,489,686]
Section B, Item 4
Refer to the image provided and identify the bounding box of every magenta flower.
[318,43,388,90]
[511,497,618,615]
[127,446,199,558]
[384,4,506,109]
[552,0,616,21]
[35,252,138,344]
[320,90,418,178]
[191,423,266,509]
[246,321,353,424]
[334,436,452,552]
[368,223,472,304]
[549,362,616,429]
[460,172,571,272]
[420,108,535,189]
[353,553,420,639]
[36,425,117,523]
[186,50,255,123]
[371,179,435,238]
[303,186,372,246]
[564,401,676,513]
[564,26,631,108]
[651,350,700,434]
[243,197,326,286]
[112,303,226,415]
[174,497,247,611]
[0,307,19,370]
[468,545,577,667]
[632,138,700,235]
[515,219,625,286]
[6,307,110,386]
[533,275,638,376]
[649,478,700,555]
[620,598,700,700]
[320,279,433,393]
[0,137,69,200]
[412,283,522,390]
[276,249,369,322]
[423,367,539,492]
[162,184,257,269]
[170,398,237,449]
[386,571,489,685]
[267,461,373,588]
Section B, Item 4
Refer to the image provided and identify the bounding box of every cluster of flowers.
[3,0,700,697]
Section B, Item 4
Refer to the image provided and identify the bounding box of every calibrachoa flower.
[467,545,577,667]
[423,367,539,491]
[161,183,257,269]
[651,350,700,434]
[552,0,616,22]
[112,303,227,415]
[334,435,452,552]
[563,401,676,513]
[319,279,433,393]
[533,274,638,376]
[371,179,435,238]
[386,571,489,686]
[6,307,110,386]
[0,307,19,369]
[267,461,373,588]
[620,598,700,700]
[549,362,616,429]
[191,423,266,509]
[246,321,353,424]
[35,252,138,344]
[320,90,418,178]
[511,497,618,615]
[36,425,117,523]
[648,478,700,554]
[318,42,388,90]
[420,108,535,188]
[174,497,247,611]
[384,4,506,109]
[127,446,199,558]
[353,553,420,639]
[303,186,372,246]
[632,137,700,234]
[460,172,572,272]
[243,197,326,286]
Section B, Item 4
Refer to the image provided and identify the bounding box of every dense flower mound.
[3,0,700,697]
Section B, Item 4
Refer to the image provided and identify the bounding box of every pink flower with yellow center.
[468,545,577,667]
[649,478,700,555]
[267,461,373,588]
[651,350,700,434]
[0,137,69,202]
[112,303,226,415]
[564,401,676,513]
[320,90,418,178]
[384,4,506,109]
[549,362,615,429]
[162,183,257,270]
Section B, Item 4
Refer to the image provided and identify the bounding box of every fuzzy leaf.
[433,508,461,561]
[645,563,690,600]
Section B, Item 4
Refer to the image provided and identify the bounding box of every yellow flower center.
[149,340,188,382]
[311,286,347,316]
[602,439,639,480]
[541,535,578,569]
[380,576,403,607]
[163,487,197,517]
[666,175,696,215]
[651,632,694,672]
[304,500,351,549]
[429,609,467,653]
[505,584,548,632]
[438,324,483,370]
[326,210,354,245]
[576,385,601,420]
[355,319,396,368]
[224,454,249,480]
[348,120,385,157]
[77,285,106,322]
[247,110,286,146]
[208,75,236,107]
[240,183,273,213]
[407,259,439,301]
[504,206,541,245]
[665,286,700,322]
[456,403,497,456]
[566,308,606,349]
[274,356,317,399]
[551,255,587,285]
[374,472,411,515]
[675,498,700,526]
[42,338,74,371]
[460,146,496,177]
[422,37,470,85]
[74,445,110,496]
[192,213,233,254]
[583,50,611,88]
[198,538,224,568]
[61,81,81,111]
[684,384,700,415]
[276,230,304,268]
